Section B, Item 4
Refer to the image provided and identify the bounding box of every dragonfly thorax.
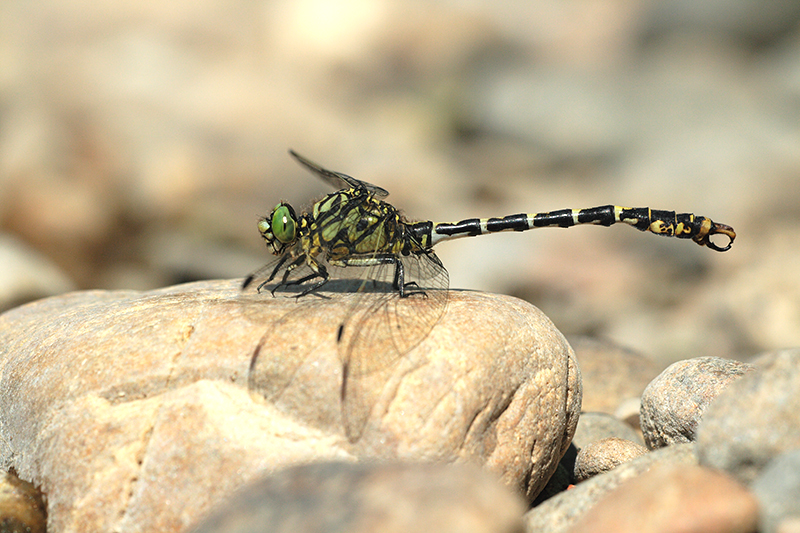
[309,189,405,261]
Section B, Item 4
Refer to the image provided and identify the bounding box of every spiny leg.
[388,255,426,298]
[336,253,424,298]
[241,252,291,291]
[241,255,291,293]
[258,254,295,293]
[277,256,331,297]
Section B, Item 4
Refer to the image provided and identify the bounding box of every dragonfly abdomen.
[429,205,735,251]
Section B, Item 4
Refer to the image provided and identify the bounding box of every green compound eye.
[271,204,297,244]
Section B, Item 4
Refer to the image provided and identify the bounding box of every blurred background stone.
[569,464,759,533]
[0,0,797,367]
[0,233,75,312]
[523,442,697,533]
[752,449,800,533]
[614,397,643,433]
[189,461,526,533]
[572,412,644,449]
[568,336,659,416]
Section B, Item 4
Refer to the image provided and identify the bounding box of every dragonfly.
[243,150,736,442]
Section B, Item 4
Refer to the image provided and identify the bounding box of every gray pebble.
[640,357,753,448]
[698,348,800,484]
[574,437,649,482]
[752,449,800,533]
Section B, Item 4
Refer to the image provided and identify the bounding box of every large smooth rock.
[0,279,580,532]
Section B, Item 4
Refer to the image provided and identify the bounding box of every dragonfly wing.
[247,300,325,401]
[289,150,390,198]
[340,251,449,373]
[338,251,449,441]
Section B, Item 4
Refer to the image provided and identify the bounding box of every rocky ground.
[1,1,799,532]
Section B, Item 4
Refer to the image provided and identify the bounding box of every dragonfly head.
[259,202,298,254]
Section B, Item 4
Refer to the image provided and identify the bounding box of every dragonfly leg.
[251,254,293,293]
[337,253,425,297]
[264,254,329,297]
[388,256,427,298]
[279,256,330,297]
[241,253,291,292]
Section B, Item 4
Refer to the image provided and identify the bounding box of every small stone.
[640,357,754,448]
[569,336,659,415]
[574,437,649,482]
[189,461,525,533]
[752,449,800,533]
[572,412,644,450]
[698,348,800,485]
[569,464,759,533]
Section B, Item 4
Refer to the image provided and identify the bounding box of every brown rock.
[574,437,648,482]
[569,464,759,533]
[640,357,754,448]
[0,280,580,532]
[189,461,526,533]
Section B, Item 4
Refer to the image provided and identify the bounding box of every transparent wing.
[339,251,449,374]
[289,149,390,199]
[338,251,449,442]
[244,246,449,443]
[246,297,331,401]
